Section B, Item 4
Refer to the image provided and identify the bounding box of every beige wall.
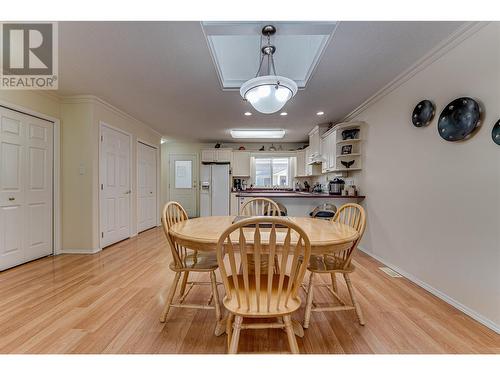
[0,91,60,119]
[60,101,95,250]
[348,23,500,331]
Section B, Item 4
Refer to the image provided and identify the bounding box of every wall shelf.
[337,153,361,158]
[336,138,362,145]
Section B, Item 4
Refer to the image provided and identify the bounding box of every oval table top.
[169,216,359,254]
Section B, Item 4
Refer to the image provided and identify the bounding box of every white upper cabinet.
[232,151,250,176]
[320,128,337,173]
[216,149,232,163]
[201,148,232,163]
[308,124,330,163]
[295,149,306,177]
[201,149,216,163]
[304,147,313,176]
[308,127,320,158]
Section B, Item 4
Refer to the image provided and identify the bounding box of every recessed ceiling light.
[244,112,252,116]
[280,112,288,116]
[316,111,324,116]
[160,138,167,144]
[230,129,285,139]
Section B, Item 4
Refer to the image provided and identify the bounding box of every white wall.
[348,23,500,331]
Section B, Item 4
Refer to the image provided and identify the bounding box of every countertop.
[234,191,365,199]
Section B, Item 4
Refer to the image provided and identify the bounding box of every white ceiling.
[57,21,464,142]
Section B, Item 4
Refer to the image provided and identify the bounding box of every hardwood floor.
[0,227,498,354]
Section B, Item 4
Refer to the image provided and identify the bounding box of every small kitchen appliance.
[328,178,345,195]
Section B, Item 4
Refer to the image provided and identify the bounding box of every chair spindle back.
[240,197,281,216]
[216,217,311,314]
[332,203,366,269]
[162,201,190,269]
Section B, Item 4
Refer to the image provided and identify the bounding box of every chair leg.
[179,271,189,296]
[303,272,315,329]
[344,273,365,326]
[160,272,181,323]
[228,315,243,354]
[210,271,223,336]
[226,313,234,350]
[283,315,299,354]
[330,273,338,293]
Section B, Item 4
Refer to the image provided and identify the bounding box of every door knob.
[8,197,15,201]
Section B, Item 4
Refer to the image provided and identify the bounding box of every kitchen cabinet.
[305,147,313,176]
[201,148,232,163]
[307,124,330,162]
[295,149,306,177]
[232,151,250,176]
[321,136,328,174]
[230,193,239,215]
[320,128,337,173]
[308,127,320,158]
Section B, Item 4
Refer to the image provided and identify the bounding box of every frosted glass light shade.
[240,75,298,114]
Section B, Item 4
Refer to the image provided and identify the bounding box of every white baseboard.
[358,246,500,334]
[58,248,102,255]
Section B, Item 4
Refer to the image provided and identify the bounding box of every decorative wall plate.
[493,119,500,145]
[412,100,435,127]
[438,97,481,142]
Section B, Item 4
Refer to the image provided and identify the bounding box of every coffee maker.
[233,178,242,191]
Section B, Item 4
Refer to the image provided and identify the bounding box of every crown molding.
[61,95,162,137]
[342,22,489,121]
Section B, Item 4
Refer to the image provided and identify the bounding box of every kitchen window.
[252,156,293,188]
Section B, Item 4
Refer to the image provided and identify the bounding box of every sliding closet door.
[0,106,53,270]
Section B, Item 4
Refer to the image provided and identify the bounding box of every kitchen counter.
[235,191,365,199]
[234,191,365,217]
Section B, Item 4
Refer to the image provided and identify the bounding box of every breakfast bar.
[235,191,366,216]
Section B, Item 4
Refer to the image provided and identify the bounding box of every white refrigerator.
[200,163,230,216]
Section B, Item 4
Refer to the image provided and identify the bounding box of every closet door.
[137,142,157,232]
[100,124,131,248]
[0,107,53,270]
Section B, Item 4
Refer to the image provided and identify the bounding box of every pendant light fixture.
[240,25,298,114]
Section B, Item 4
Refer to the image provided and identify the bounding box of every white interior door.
[137,141,157,232]
[0,106,53,271]
[100,124,131,248]
[169,154,197,217]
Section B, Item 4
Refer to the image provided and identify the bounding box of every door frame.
[168,153,199,217]
[136,139,160,230]
[0,99,61,256]
[98,121,133,249]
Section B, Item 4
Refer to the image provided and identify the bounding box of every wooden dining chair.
[240,197,281,216]
[216,216,311,354]
[303,203,366,327]
[160,201,222,334]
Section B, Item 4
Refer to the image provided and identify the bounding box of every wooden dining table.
[169,216,359,254]
[168,215,359,337]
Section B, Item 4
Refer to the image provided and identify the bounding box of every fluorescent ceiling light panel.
[230,129,285,139]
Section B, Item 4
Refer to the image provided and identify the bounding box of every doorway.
[0,106,54,270]
[99,123,131,248]
[137,141,158,232]
[168,153,198,217]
